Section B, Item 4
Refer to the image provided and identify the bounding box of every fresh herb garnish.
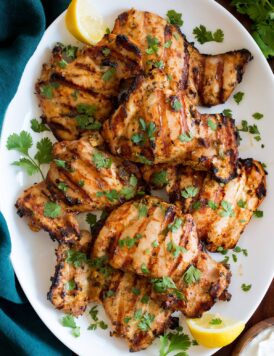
[181,186,199,199]
[164,40,172,48]
[61,315,80,337]
[137,154,153,165]
[31,118,49,133]
[241,283,252,292]
[253,210,263,217]
[141,295,150,304]
[40,82,59,99]
[138,204,148,218]
[92,150,112,169]
[209,318,222,325]
[66,249,87,267]
[43,202,61,218]
[233,91,245,104]
[146,35,160,55]
[160,328,191,356]
[96,189,120,202]
[219,201,235,217]
[166,10,183,26]
[102,67,116,81]
[223,109,232,118]
[132,287,141,296]
[207,118,217,131]
[152,170,168,187]
[193,25,224,44]
[58,59,68,68]
[57,182,68,192]
[183,265,201,285]
[86,213,97,228]
[7,131,53,179]
[141,263,150,274]
[154,60,165,69]
[171,98,182,112]
[65,280,76,291]
[88,306,108,330]
[179,132,193,143]
[138,312,155,331]
[192,201,202,210]
[208,200,218,210]
[102,47,110,56]
[237,199,247,209]
[252,112,264,120]
[168,217,183,233]
[75,103,100,130]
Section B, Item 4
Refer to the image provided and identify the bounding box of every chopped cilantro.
[44,202,61,218]
[252,112,263,120]
[233,91,245,104]
[166,10,183,26]
[207,118,217,131]
[151,170,168,186]
[183,265,201,285]
[181,185,199,199]
[102,67,116,81]
[193,25,224,44]
[92,150,112,169]
[241,283,252,292]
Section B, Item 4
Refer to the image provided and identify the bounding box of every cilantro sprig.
[232,0,274,58]
[6,131,53,179]
[61,315,80,337]
[193,25,224,44]
[166,10,183,27]
[160,327,191,356]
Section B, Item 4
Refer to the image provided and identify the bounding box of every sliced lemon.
[65,0,106,44]
[186,313,245,348]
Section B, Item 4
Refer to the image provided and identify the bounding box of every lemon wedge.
[65,0,106,44]
[186,313,245,348]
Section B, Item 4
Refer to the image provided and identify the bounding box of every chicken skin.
[112,8,252,106]
[103,70,239,182]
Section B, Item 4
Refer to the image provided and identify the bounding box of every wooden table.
[214,1,274,355]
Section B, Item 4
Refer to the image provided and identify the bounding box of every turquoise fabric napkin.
[0,1,71,355]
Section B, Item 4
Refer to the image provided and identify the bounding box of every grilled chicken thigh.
[102,271,173,352]
[36,34,142,141]
[112,8,252,106]
[15,182,80,243]
[103,70,239,182]
[47,136,142,212]
[92,196,199,279]
[142,159,266,251]
[48,230,93,315]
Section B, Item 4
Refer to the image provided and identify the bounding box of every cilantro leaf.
[241,283,252,292]
[193,25,224,44]
[233,91,245,104]
[92,150,112,169]
[166,10,183,26]
[138,203,148,218]
[6,131,32,155]
[61,315,76,328]
[253,209,263,217]
[151,170,168,187]
[35,137,53,165]
[102,67,116,81]
[219,201,235,217]
[44,202,61,218]
[171,97,182,111]
[65,280,76,291]
[207,118,217,131]
[31,118,50,133]
[40,82,59,99]
[168,217,183,233]
[208,200,218,210]
[252,112,264,120]
[66,249,87,267]
[181,186,199,199]
[12,158,39,176]
[146,35,160,54]
[183,265,201,285]
[223,109,232,118]
[209,318,222,325]
[86,213,97,227]
[179,132,193,142]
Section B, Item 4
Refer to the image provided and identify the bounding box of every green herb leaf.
[207,118,217,131]
[61,315,76,328]
[89,306,99,321]
[44,202,61,218]
[102,67,116,81]
[152,170,168,186]
[7,131,32,155]
[154,60,165,69]
[241,283,252,292]
[171,98,182,112]
[12,158,39,176]
[35,137,53,165]
[166,10,183,26]
[31,118,50,133]
[65,280,76,291]
[252,112,264,120]
[141,295,149,304]
[208,200,218,210]
[219,201,235,217]
[193,25,224,44]
[141,263,150,274]
[222,109,232,118]
[96,189,119,202]
[66,249,87,267]
[164,40,172,48]
[138,203,148,218]
[138,312,155,331]
[253,210,263,217]
[183,265,201,285]
[179,132,193,142]
[168,217,183,233]
[86,213,97,227]
[237,199,247,209]
[146,35,160,55]
[209,318,222,325]
[131,133,145,145]
[57,182,68,192]
[92,150,112,169]
[40,82,59,99]
[72,326,80,337]
[59,59,68,68]
[151,276,177,293]
[102,47,110,56]
[181,186,199,199]
[233,91,245,104]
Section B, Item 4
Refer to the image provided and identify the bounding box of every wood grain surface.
[213,2,274,355]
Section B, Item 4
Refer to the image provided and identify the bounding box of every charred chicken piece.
[48,230,93,315]
[103,70,239,182]
[102,271,173,352]
[36,34,142,141]
[46,136,142,213]
[15,182,80,243]
[167,159,266,251]
[112,8,252,106]
[92,196,199,279]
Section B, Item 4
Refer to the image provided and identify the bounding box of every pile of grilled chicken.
[16,9,266,352]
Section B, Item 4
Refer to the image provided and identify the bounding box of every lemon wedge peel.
[65,0,106,45]
[186,314,245,348]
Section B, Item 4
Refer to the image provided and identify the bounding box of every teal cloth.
[0,1,72,355]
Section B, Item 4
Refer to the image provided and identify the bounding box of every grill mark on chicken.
[112,8,252,106]
[103,70,239,182]
[93,196,199,279]
[143,159,266,251]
